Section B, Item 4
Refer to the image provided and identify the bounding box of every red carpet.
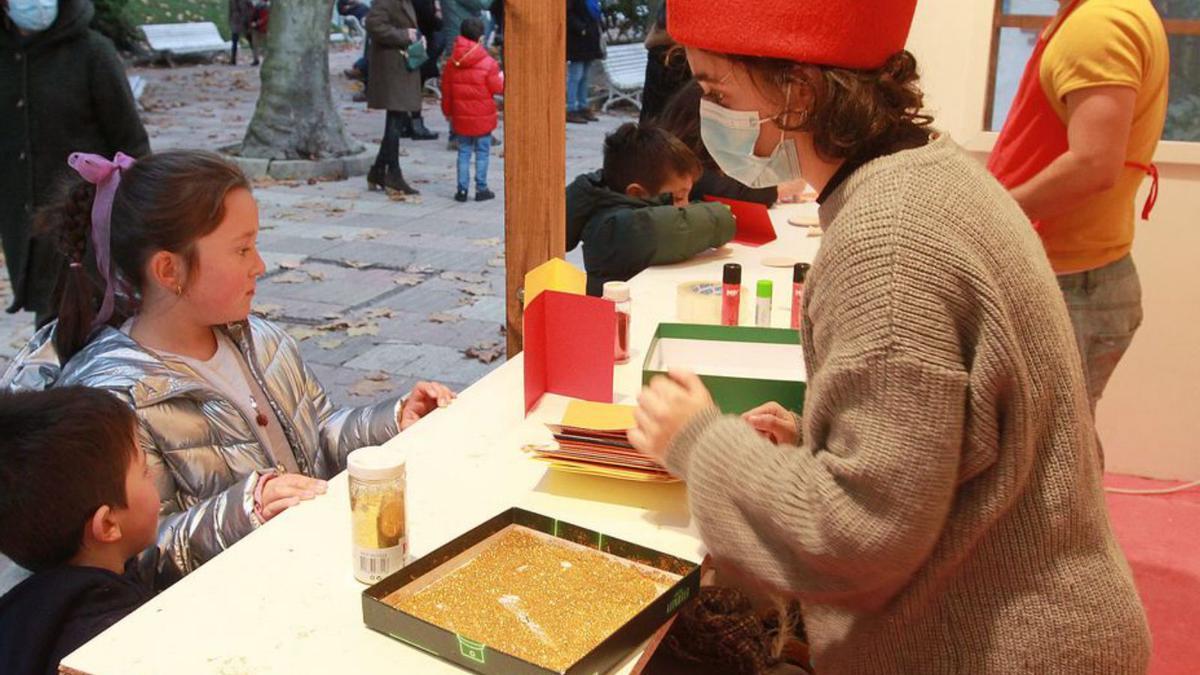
[1105,474,1200,675]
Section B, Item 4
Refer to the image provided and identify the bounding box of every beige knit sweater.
[666,135,1150,674]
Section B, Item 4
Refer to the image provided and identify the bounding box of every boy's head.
[602,123,702,207]
[0,388,158,572]
[461,17,485,42]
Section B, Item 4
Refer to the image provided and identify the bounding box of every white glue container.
[348,446,407,584]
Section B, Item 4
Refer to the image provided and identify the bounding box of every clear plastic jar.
[603,281,632,364]
[348,446,407,583]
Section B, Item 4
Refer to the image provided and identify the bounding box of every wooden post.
[503,0,567,357]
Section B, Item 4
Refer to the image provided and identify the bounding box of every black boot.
[409,114,439,141]
[366,163,385,191]
[384,165,420,196]
[230,34,239,65]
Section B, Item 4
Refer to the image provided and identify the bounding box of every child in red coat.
[441,17,504,202]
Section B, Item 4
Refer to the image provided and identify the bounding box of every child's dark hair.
[602,123,702,195]
[0,387,140,571]
[461,16,485,41]
[37,150,250,365]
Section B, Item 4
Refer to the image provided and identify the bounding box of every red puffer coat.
[440,36,504,137]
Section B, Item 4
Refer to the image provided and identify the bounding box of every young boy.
[441,17,504,203]
[566,123,736,296]
[0,388,159,675]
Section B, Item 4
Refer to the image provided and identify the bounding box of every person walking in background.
[566,0,603,124]
[227,0,254,65]
[247,0,269,66]
[439,0,490,60]
[441,17,503,203]
[365,0,427,195]
[410,0,444,139]
[1,0,150,327]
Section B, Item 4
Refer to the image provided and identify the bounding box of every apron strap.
[1124,161,1159,220]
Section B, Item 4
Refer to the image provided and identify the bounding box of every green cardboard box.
[642,323,807,415]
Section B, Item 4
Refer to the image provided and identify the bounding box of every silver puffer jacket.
[2,316,400,588]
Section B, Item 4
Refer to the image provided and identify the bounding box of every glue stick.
[721,264,741,326]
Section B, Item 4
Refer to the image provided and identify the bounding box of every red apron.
[987,0,1158,229]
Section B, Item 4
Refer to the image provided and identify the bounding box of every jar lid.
[602,281,630,302]
[757,279,773,298]
[348,446,405,481]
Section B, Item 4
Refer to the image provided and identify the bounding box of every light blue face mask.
[6,0,58,32]
[699,85,803,190]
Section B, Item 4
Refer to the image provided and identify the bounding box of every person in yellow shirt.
[989,0,1169,421]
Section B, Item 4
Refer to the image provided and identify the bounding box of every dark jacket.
[0,562,153,675]
[441,37,504,137]
[566,171,736,296]
[229,0,255,34]
[566,0,603,63]
[366,0,423,112]
[0,0,150,321]
[412,0,445,82]
[439,0,492,51]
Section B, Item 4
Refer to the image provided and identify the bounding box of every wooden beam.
[503,1,567,357]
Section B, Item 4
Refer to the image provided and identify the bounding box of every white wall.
[907,0,1200,480]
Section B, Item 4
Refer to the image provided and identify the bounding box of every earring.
[175,284,183,296]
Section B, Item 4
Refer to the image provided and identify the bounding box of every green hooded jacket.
[566,171,736,296]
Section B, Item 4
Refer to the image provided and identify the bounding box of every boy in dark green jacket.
[566,123,735,296]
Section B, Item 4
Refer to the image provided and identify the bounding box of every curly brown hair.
[728,50,934,162]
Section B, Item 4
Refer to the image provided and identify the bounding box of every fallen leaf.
[357,229,387,240]
[317,337,346,350]
[342,259,371,269]
[272,270,310,284]
[441,271,487,284]
[459,282,491,297]
[286,326,321,342]
[465,341,503,364]
[488,256,505,268]
[278,259,301,269]
[318,319,353,332]
[471,237,501,247]
[405,264,436,275]
[252,303,284,319]
[349,373,395,397]
[428,312,462,324]
[307,270,327,281]
[347,323,380,337]
[392,273,424,287]
[364,308,395,319]
[321,233,342,240]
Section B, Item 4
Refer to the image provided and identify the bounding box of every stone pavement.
[0,44,629,407]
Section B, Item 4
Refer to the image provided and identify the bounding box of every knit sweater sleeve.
[666,348,968,607]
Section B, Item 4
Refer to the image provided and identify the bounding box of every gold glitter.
[386,527,678,671]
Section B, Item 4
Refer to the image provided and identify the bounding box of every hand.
[398,381,456,430]
[629,370,714,466]
[407,28,419,43]
[258,474,328,521]
[741,402,799,446]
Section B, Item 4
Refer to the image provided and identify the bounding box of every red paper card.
[523,290,616,413]
[704,195,777,246]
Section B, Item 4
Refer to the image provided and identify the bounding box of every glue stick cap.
[793,262,811,283]
[757,280,773,298]
[723,263,742,285]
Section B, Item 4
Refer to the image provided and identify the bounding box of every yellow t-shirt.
[1038,0,1169,273]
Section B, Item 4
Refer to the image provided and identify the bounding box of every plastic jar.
[348,446,407,583]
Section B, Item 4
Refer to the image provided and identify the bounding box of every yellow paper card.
[524,258,586,308]
[562,400,636,431]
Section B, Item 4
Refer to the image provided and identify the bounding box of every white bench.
[127,75,146,102]
[596,42,648,112]
[141,22,228,64]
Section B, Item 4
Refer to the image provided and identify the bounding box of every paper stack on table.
[532,401,677,483]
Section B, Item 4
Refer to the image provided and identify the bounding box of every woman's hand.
[741,402,800,446]
[629,370,714,466]
[258,474,328,521]
[398,381,456,430]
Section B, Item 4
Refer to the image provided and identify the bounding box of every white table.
[60,202,821,675]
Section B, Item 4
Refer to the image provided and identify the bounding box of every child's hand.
[398,381,457,430]
[629,370,714,466]
[741,402,799,446]
[258,474,328,521]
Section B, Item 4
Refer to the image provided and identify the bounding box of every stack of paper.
[532,401,677,483]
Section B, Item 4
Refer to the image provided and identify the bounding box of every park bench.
[595,42,647,112]
[127,75,146,102]
[141,22,228,62]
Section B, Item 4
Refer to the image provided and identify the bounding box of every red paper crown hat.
[667,0,919,70]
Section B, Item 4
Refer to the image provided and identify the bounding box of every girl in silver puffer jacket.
[1,150,454,590]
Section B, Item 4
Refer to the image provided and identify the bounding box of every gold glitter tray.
[362,508,701,675]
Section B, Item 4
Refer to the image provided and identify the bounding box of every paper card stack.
[533,401,677,483]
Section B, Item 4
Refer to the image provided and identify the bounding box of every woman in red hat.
[630,1,1151,673]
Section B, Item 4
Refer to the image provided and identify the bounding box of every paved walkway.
[0,45,628,406]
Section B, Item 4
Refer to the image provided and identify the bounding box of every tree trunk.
[240,0,362,159]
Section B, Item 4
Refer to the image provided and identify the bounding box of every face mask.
[699,85,803,189]
[6,0,58,32]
